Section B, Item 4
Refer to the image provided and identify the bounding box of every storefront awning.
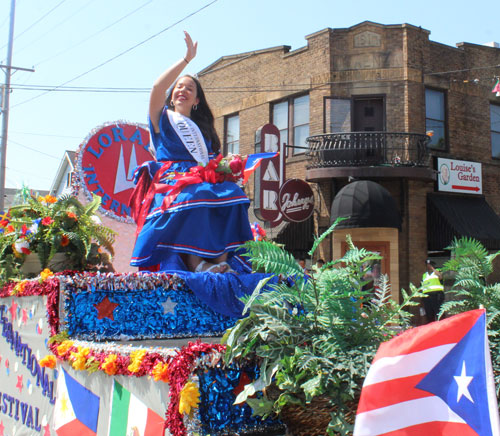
[331,180,401,229]
[427,193,500,250]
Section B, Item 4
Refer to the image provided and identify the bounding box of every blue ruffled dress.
[130,108,253,269]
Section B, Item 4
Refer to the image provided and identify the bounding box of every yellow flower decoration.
[70,347,90,371]
[40,268,54,281]
[11,244,23,258]
[179,381,200,415]
[127,349,147,373]
[102,354,118,376]
[152,362,169,383]
[56,340,74,356]
[39,355,57,369]
[12,281,27,295]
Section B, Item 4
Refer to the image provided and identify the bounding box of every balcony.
[305,132,435,182]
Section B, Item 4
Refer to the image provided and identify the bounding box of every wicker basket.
[281,395,336,436]
[266,387,357,436]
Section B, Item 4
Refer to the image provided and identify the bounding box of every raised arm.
[149,31,198,133]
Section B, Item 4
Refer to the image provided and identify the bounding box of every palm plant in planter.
[0,193,116,284]
[223,221,425,436]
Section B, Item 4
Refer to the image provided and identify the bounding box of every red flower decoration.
[60,235,70,247]
[229,155,243,174]
[67,212,77,220]
[0,219,9,227]
[41,217,54,226]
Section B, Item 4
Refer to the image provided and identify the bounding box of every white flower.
[90,215,102,225]
[14,238,30,253]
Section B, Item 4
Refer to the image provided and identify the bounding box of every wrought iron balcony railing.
[306,132,431,169]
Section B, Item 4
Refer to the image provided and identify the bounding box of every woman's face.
[172,76,199,116]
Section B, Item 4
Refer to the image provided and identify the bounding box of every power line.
[33,0,154,68]
[0,0,68,51]
[9,130,82,139]
[0,12,9,33]
[11,83,149,93]
[5,165,54,182]
[7,139,61,160]
[11,0,219,109]
[15,0,99,58]
[425,64,500,76]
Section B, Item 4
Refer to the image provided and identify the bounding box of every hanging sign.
[437,157,482,194]
[279,178,315,223]
[254,124,286,227]
[77,122,152,222]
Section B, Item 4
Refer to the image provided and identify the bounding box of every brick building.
[197,21,500,297]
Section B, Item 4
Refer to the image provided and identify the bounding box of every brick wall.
[196,21,500,291]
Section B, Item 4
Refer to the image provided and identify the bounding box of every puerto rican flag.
[243,152,278,184]
[354,309,500,435]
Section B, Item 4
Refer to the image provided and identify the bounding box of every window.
[272,95,310,156]
[425,88,446,150]
[272,101,288,151]
[491,104,500,159]
[292,95,310,155]
[325,98,351,133]
[225,114,239,154]
[66,171,74,188]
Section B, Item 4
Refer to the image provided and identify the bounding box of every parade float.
[1,121,498,436]
[0,189,428,436]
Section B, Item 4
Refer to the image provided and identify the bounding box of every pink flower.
[229,155,243,175]
[41,217,54,226]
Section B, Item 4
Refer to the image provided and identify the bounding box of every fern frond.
[308,217,346,256]
[84,194,102,216]
[242,240,304,277]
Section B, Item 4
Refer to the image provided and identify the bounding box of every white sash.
[167,109,209,165]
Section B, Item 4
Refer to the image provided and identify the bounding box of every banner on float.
[0,296,56,436]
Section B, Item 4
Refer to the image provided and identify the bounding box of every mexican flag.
[108,380,165,436]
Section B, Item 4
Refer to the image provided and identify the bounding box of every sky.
[1,0,498,192]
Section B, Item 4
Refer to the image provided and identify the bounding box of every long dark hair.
[166,75,221,153]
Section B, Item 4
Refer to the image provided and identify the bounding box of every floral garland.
[42,338,177,378]
[0,269,66,336]
[165,341,226,436]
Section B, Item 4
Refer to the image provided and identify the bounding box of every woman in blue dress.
[130,32,253,273]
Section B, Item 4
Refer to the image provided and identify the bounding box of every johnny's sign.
[78,122,151,221]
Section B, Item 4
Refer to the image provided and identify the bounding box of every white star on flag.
[454,360,474,403]
[162,297,177,314]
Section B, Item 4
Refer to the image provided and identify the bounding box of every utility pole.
[0,0,34,212]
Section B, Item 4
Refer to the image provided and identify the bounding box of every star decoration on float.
[454,360,474,403]
[9,299,18,321]
[0,420,4,436]
[16,375,23,393]
[94,296,120,320]
[162,297,177,315]
[22,308,28,325]
[43,423,51,436]
[232,371,252,398]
